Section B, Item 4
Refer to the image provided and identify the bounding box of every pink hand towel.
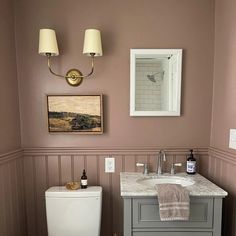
[155,183,190,221]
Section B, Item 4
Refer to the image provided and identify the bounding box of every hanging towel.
[155,184,190,221]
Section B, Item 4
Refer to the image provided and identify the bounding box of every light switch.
[105,157,115,173]
[229,129,236,149]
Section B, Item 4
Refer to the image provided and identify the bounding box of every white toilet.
[45,186,102,236]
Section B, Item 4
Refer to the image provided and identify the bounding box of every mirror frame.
[130,49,183,116]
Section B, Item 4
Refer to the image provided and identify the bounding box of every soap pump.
[81,169,88,189]
[186,149,196,175]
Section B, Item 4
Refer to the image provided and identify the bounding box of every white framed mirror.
[130,49,182,116]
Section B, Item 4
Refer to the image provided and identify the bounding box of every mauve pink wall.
[210,0,236,153]
[15,0,215,148]
[0,0,21,154]
[209,1,236,234]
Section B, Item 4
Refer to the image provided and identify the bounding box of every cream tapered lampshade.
[38,29,59,56]
[83,29,102,56]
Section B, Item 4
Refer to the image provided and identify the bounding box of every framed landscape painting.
[47,95,103,134]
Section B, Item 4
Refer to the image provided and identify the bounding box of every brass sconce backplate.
[66,69,83,87]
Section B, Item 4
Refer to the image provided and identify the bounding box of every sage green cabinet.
[133,232,212,236]
[123,197,223,236]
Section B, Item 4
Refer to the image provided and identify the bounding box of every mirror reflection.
[130,49,182,116]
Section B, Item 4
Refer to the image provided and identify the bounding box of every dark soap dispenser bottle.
[81,169,88,189]
[186,149,196,175]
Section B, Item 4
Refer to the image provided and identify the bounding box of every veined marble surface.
[120,172,228,197]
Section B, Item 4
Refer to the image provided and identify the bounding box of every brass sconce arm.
[46,53,95,86]
[46,53,65,79]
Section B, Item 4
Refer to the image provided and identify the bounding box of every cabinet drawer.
[133,198,213,228]
[133,232,212,236]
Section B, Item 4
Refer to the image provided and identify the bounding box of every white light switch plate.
[229,129,236,149]
[105,157,115,173]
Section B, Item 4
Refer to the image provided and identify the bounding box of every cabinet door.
[133,198,213,228]
[133,232,212,236]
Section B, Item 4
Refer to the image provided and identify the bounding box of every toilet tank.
[45,186,102,236]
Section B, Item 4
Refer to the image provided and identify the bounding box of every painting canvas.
[47,95,103,134]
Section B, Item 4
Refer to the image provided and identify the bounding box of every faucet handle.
[136,163,144,167]
[136,163,149,175]
[170,162,183,175]
[174,163,182,167]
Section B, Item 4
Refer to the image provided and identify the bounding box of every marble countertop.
[120,172,228,197]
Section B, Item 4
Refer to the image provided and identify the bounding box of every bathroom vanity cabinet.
[120,172,227,236]
[123,196,223,236]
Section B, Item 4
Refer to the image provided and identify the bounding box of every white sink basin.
[137,176,195,187]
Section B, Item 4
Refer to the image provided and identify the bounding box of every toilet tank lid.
[45,186,102,198]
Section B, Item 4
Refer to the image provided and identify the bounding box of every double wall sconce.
[38,28,102,86]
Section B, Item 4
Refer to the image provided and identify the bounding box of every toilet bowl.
[45,186,102,236]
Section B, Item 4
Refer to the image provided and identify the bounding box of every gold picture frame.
[47,95,103,134]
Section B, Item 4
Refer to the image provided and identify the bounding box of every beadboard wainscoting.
[0,149,27,236]
[208,147,236,236]
[23,147,208,236]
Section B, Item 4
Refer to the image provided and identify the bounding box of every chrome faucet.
[157,150,166,175]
